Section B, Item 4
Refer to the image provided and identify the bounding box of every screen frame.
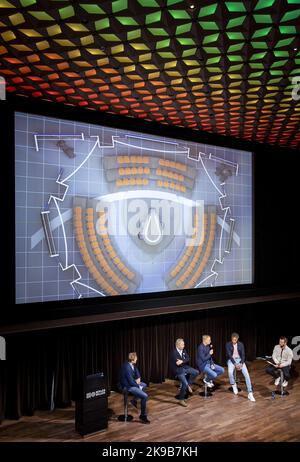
[1,95,263,324]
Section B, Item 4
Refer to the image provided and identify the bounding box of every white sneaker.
[232,383,239,395]
[248,392,256,402]
[203,378,213,388]
[282,380,288,387]
[274,377,281,386]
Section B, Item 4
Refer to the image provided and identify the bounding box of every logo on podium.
[0,336,6,360]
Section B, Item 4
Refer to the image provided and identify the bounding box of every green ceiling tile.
[270,70,284,75]
[112,0,128,13]
[250,51,267,60]
[169,9,191,19]
[225,2,246,12]
[94,18,110,30]
[252,27,272,38]
[198,3,218,17]
[158,51,176,58]
[138,0,159,6]
[176,23,192,35]
[226,32,244,40]
[227,42,244,52]
[203,46,220,54]
[177,37,196,45]
[255,0,275,9]
[249,62,264,69]
[206,56,221,64]
[228,55,244,62]
[127,29,141,40]
[279,25,297,34]
[227,16,246,29]
[167,0,182,4]
[156,38,170,49]
[182,47,197,57]
[199,21,219,30]
[79,4,105,14]
[271,59,288,67]
[274,50,289,57]
[99,33,121,41]
[251,41,268,49]
[58,6,75,19]
[249,71,264,77]
[229,64,243,71]
[281,9,300,21]
[29,11,55,20]
[207,67,222,73]
[20,0,36,6]
[146,11,161,24]
[275,38,294,48]
[253,14,273,23]
[247,80,261,85]
[117,16,138,26]
[203,33,219,44]
[148,28,169,36]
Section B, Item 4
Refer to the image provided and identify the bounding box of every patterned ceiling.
[0,0,300,150]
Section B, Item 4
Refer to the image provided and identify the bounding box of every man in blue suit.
[119,352,150,424]
[169,338,199,407]
[197,334,224,388]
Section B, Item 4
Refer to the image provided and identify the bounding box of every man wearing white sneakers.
[226,332,256,402]
[266,336,293,388]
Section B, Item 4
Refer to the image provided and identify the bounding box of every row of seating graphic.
[165,206,217,290]
[115,156,187,173]
[116,178,149,187]
[103,155,196,194]
[73,198,141,296]
[117,155,149,165]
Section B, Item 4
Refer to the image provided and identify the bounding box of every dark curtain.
[0,298,298,421]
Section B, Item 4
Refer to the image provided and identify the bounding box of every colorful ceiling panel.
[0,0,300,149]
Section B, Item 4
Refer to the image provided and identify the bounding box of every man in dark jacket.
[226,332,255,402]
[119,352,150,423]
[197,334,224,388]
[169,338,199,407]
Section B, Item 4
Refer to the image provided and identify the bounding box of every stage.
[0,360,299,442]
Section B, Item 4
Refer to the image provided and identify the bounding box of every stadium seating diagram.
[15,113,253,304]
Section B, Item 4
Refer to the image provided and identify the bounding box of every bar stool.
[275,369,289,397]
[118,387,134,422]
[199,373,213,398]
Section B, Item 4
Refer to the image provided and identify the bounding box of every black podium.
[75,372,108,436]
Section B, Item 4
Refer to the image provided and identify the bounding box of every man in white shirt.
[266,337,293,388]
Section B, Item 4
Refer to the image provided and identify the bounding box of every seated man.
[226,332,255,402]
[169,338,199,407]
[266,336,293,388]
[197,334,224,388]
[119,352,150,424]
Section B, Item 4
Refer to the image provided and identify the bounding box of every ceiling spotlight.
[189,4,195,9]
[294,47,298,51]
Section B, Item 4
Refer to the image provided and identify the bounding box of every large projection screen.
[15,111,253,304]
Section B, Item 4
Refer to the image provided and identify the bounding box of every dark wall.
[1,297,298,421]
[254,147,300,288]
